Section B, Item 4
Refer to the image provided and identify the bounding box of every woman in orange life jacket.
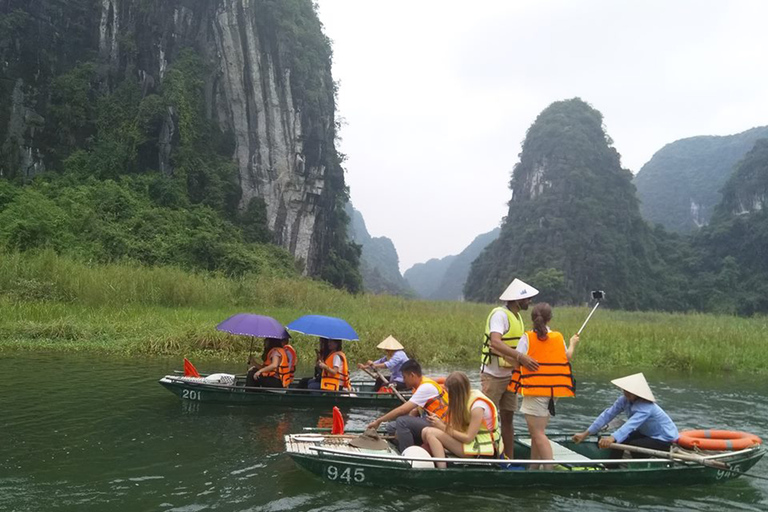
[247,338,290,388]
[301,338,350,391]
[281,339,297,386]
[422,372,501,469]
[509,302,579,470]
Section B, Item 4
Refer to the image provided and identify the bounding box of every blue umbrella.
[286,315,359,341]
[216,313,289,339]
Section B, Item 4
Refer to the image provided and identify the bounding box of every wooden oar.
[613,443,768,481]
[610,443,729,469]
[370,366,409,404]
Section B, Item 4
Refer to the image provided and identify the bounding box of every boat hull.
[159,376,405,408]
[286,435,765,489]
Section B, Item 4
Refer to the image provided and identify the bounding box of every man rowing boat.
[572,373,679,463]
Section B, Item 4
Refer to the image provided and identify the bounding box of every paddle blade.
[183,358,201,378]
[331,406,345,435]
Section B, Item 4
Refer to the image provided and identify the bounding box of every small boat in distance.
[159,373,409,408]
[284,431,765,489]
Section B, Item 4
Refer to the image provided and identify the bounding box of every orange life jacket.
[320,351,350,391]
[508,330,575,397]
[284,344,297,385]
[261,347,291,388]
[413,377,450,420]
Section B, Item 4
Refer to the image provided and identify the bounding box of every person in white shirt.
[366,360,449,450]
[480,278,540,458]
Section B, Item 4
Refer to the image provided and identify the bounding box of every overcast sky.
[316,0,768,272]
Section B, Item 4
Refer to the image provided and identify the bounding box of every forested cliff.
[634,127,768,233]
[464,98,768,315]
[465,99,674,309]
[0,0,361,290]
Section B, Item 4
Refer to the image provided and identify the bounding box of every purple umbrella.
[216,313,289,339]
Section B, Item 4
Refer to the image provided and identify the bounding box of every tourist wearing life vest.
[282,339,297,386]
[358,335,410,391]
[480,278,540,459]
[572,373,679,465]
[366,360,449,450]
[247,338,291,388]
[508,303,579,469]
[422,372,501,469]
[311,339,350,391]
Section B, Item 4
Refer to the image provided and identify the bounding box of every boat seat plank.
[517,438,591,461]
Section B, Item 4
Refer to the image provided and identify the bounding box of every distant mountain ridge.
[634,126,768,233]
[405,228,500,301]
[346,205,412,296]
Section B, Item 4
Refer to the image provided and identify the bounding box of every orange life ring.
[677,429,762,451]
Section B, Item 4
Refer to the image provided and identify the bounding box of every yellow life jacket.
[463,389,502,456]
[481,307,525,369]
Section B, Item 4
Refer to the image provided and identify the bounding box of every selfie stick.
[577,301,600,335]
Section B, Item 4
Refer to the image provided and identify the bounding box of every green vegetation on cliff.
[465,99,680,310]
[0,1,363,291]
[689,139,768,316]
[634,126,768,233]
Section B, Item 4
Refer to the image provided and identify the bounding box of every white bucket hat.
[499,278,539,301]
[611,373,656,402]
[377,335,404,351]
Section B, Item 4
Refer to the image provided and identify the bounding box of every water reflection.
[0,353,765,512]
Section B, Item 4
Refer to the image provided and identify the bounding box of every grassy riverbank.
[2,251,767,373]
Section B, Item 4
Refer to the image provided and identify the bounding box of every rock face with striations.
[0,0,346,276]
[634,126,768,233]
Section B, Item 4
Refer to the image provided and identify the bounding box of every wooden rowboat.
[284,432,765,489]
[158,374,409,408]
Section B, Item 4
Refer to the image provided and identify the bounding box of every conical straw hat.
[499,278,539,301]
[611,373,656,402]
[377,335,404,351]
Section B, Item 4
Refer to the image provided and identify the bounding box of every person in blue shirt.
[358,335,410,391]
[572,373,679,462]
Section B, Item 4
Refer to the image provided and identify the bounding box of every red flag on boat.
[331,406,345,435]
[184,358,201,378]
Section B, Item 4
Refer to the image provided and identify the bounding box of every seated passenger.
[246,338,290,388]
[358,335,410,391]
[282,339,297,386]
[572,372,679,463]
[366,360,449,451]
[300,339,350,391]
[421,372,500,469]
[508,302,579,469]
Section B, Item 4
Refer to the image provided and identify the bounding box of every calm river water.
[1,352,766,511]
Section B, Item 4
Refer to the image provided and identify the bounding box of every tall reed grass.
[2,251,766,373]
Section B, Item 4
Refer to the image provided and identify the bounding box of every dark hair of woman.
[531,302,553,341]
[261,337,282,360]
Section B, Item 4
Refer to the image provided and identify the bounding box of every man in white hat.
[358,335,410,391]
[480,278,541,459]
[572,373,679,462]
